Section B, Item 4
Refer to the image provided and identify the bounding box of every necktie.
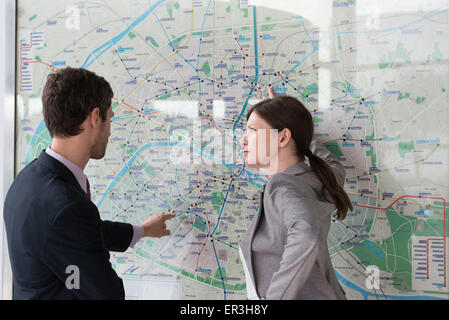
[86,177,91,200]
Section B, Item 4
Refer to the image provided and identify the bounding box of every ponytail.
[307,153,353,220]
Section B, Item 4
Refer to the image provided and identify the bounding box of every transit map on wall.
[16,0,449,299]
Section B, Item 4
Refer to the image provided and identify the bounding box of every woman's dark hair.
[42,67,113,137]
[247,95,353,220]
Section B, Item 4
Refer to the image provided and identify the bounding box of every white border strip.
[0,0,16,300]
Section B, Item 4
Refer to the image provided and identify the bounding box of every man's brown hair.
[42,67,113,137]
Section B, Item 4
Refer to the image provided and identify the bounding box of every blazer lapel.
[247,185,265,245]
[240,184,266,292]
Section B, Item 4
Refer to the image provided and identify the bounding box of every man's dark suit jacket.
[3,150,133,299]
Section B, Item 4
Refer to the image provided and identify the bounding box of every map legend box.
[412,236,448,292]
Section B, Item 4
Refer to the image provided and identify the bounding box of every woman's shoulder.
[265,168,332,205]
[265,170,315,197]
[265,171,337,217]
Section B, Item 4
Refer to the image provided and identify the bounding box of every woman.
[239,89,353,300]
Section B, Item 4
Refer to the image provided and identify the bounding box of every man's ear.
[89,107,101,129]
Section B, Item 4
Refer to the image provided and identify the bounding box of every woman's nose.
[240,135,247,149]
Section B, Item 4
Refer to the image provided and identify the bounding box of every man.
[3,67,176,299]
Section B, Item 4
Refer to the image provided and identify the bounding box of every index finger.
[162,213,177,220]
[268,87,275,99]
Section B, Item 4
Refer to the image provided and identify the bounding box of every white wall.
[0,0,15,300]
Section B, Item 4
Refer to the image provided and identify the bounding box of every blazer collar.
[37,150,86,196]
[281,161,312,176]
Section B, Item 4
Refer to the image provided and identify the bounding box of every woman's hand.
[268,87,275,99]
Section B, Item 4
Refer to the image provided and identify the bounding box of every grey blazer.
[239,139,347,300]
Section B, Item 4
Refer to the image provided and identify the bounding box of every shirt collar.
[45,147,88,194]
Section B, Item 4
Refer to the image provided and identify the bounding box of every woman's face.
[240,111,279,169]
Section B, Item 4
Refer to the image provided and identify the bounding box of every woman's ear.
[278,128,292,148]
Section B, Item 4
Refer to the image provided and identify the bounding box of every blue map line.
[224,163,266,188]
[286,48,318,75]
[81,0,166,69]
[152,5,265,187]
[333,9,448,37]
[298,15,317,51]
[96,142,265,208]
[211,178,234,237]
[26,124,265,209]
[252,6,260,84]
[285,16,319,76]
[330,84,349,103]
[211,239,227,300]
[343,101,363,137]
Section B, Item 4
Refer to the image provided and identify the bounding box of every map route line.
[152,13,197,72]
[158,175,232,299]
[211,237,227,299]
[334,248,388,300]
[194,0,213,100]
[232,6,260,134]
[228,6,260,184]
[179,0,195,49]
[158,169,208,257]
[345,144,440,181]
[347,191,431,208]
[153,164,259,277]
[19,60,166,160]
[18,0,449,300]
[80,0,167,69]
[120,49,180,104]
[333,223,448,300]
[211,178,234,237]
[18,58,159,121]
[354,194,446,288]
[96,141,265,209]
[333,8,448,36]
[342,93,381,138]
[287,7,448,80]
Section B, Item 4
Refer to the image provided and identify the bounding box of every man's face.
[90,106,114,160]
